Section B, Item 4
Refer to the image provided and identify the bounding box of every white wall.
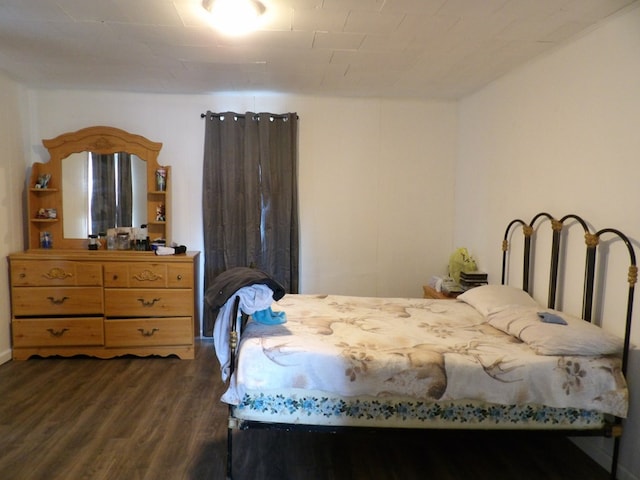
[27,92,457,304]
[0,72,29,364]
[456,5,640,479]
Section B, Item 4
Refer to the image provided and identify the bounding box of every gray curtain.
[90,152,133,234]
[202,111,299,336]
[116,153,133,228]
[90,153,116,235]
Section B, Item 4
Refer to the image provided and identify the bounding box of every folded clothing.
[252,306,287,325]
[155,245,187,255]
[537,311,568,325]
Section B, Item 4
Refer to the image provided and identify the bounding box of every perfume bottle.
[88,234,98,250]
[156,168,167,191]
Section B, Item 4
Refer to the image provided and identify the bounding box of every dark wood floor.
[0,338,611,480]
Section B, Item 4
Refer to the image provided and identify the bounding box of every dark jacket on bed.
[203,267,286,337]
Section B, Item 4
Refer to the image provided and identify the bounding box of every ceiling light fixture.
[202,0,266,36]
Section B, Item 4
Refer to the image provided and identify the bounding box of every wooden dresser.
[8,250,199,360]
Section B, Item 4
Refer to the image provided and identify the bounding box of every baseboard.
[0,348,12,365]
[572,438,639,480]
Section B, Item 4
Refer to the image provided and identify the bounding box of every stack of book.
[460,271,488,290]
[441,280,465,295]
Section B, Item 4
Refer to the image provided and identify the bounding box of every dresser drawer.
[103,262,193,288]
[166,264,194,288]
[104,289,193,317]
[12,317,104,347]
[12,287,104,316]
[11,260,102,287]
[105,317,192,347]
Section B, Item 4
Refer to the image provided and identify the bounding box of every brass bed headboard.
[500,212,637,377]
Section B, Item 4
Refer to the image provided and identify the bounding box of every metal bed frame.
[222,213,636,479]
[500,212,636,479]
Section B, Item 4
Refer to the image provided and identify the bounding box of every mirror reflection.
[62,152,147,238]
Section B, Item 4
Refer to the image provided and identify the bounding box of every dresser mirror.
[27,126,170,250]
[62,152,147,238]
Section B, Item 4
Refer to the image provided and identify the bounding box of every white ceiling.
[0,0,636,100]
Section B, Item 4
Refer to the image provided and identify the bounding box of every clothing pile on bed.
[205,267,287,381]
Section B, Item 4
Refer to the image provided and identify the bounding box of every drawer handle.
[47,296,69,305]
[47,328,69,337]
[138,328,159,337]
[137,297,161,307]
[177,274,183,280]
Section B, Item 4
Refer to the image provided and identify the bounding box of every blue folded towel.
[252,307,287,325]
[537,311,568,325]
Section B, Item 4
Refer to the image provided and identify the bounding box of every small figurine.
[36,173,51,189]
[156,203,166,222]
[35,208,57,219]
[40,231,52,248]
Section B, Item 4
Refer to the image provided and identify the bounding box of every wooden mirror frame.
[27,126,171,250]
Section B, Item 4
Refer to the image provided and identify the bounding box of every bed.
[209,213,636,480]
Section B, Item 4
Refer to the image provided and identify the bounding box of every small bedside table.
[423,285,461,300]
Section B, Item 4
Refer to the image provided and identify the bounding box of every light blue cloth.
[252,306,287,325]
[537,311,568,325]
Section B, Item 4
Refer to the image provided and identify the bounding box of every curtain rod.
[200,112,298,119]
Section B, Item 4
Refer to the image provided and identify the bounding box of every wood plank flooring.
[0,338,611,480]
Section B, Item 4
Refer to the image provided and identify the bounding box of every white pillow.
[487,305,624,356]
[457,284,539,316]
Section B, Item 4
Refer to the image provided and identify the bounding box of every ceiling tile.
[380,0,447,15]
[437,0,511,17]
[293,8,348,31]
[343,10,405,34]
[321,0,386,12]
[313,31,365,50]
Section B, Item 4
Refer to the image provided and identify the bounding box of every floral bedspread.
[219,294,627,418]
